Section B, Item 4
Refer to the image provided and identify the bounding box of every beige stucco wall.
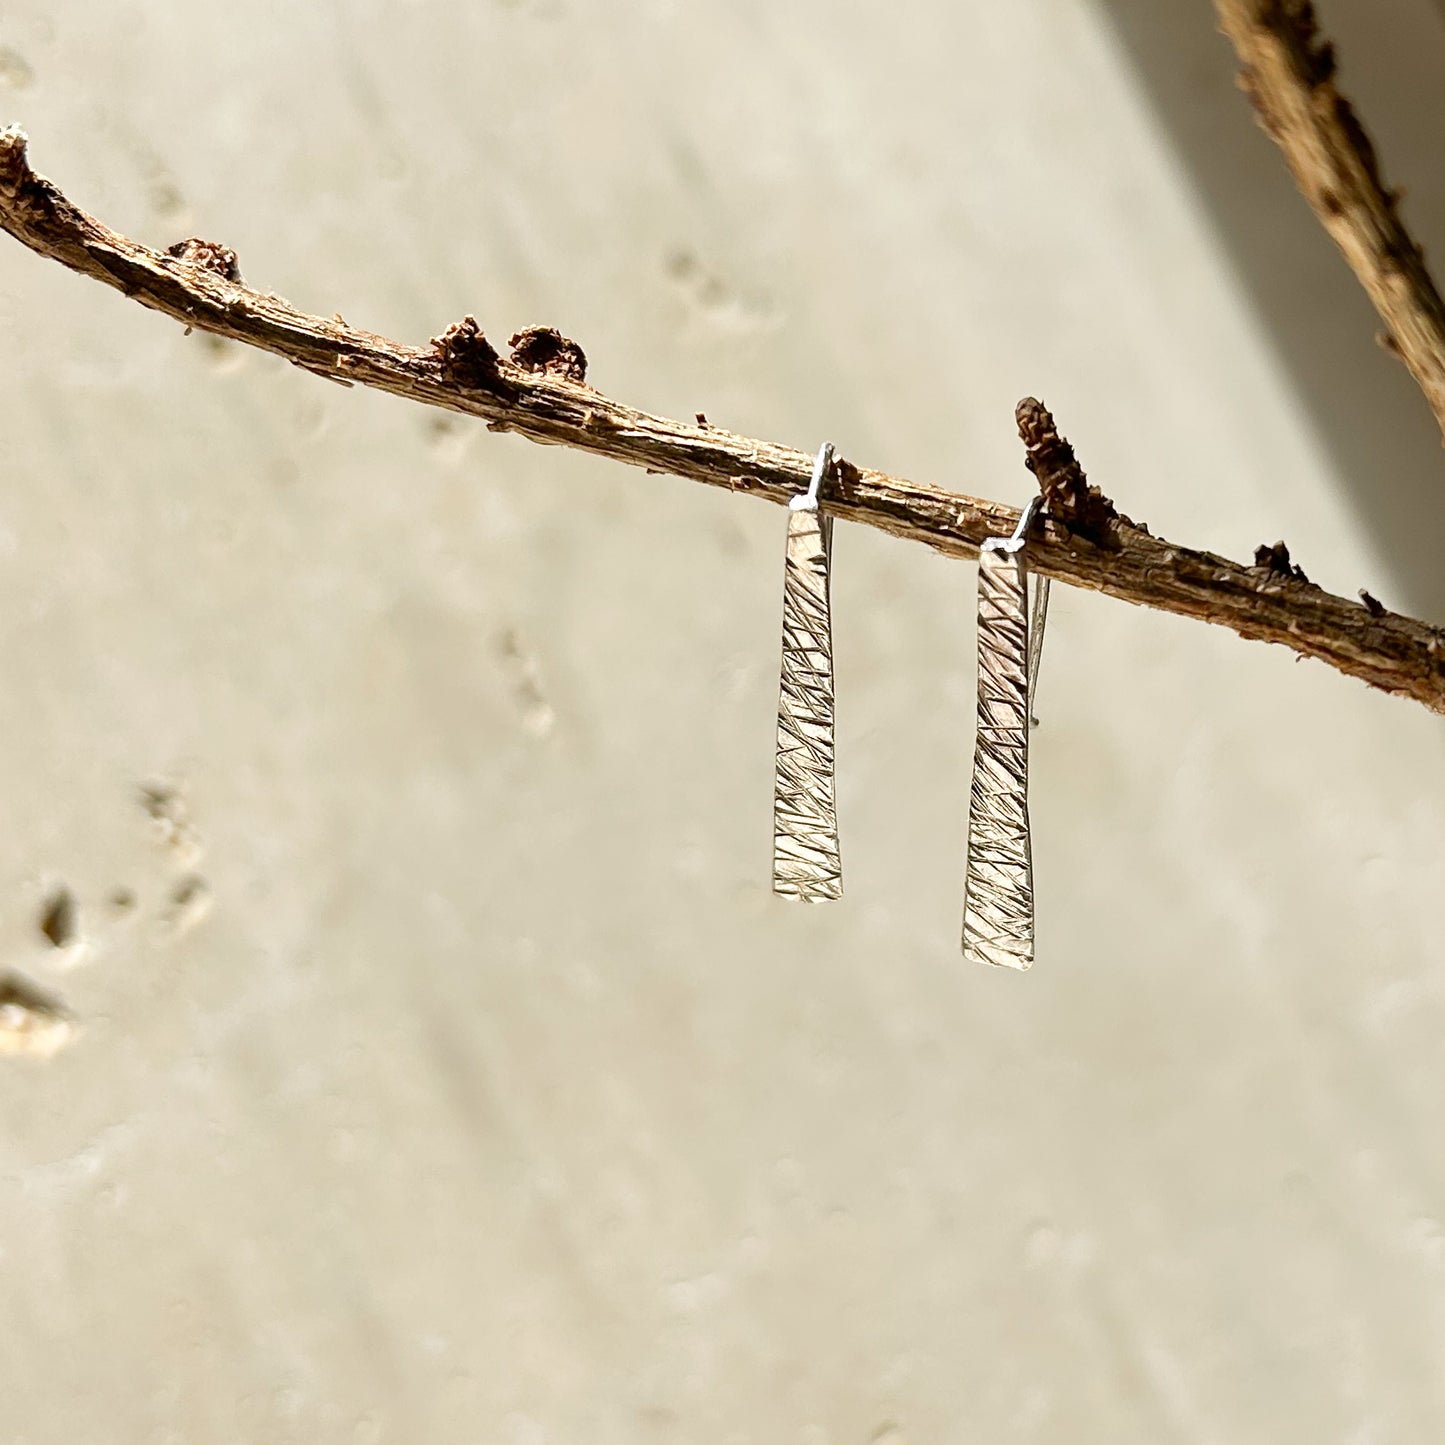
[4,2,1445,1441]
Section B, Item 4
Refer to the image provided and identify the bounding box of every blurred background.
[3,2,1445,1441]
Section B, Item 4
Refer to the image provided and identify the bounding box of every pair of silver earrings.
[769,442,1050,970]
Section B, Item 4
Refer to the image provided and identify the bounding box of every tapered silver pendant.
[773,446,842,901]
[962,532,1047,968]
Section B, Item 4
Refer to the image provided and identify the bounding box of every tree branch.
[2,126,1443,712]
[1213,0,1445,442]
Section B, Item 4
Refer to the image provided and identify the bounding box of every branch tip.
[1014,397,1121,542]
[0,123,32,198]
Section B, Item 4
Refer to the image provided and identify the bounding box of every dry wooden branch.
[2,126,1444,712]
[1213,0,1445,442]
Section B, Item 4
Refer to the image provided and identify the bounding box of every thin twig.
[1213,0,1445,442]
[2,127,1443,712]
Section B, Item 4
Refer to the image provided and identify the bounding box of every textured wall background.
[3,3,1445,1441]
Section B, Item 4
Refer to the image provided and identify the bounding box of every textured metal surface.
[962,543,1035,967]
[772,502,842,901]
[1027,575,1051,723]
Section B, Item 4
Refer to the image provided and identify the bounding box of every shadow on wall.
[1093,0,1445,620]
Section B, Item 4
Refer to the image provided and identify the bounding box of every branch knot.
[431,315,506,389]
[165,237,241,282]
[1254,1,1336,87]
[508,326,588,383]
[1253,540,1312,584]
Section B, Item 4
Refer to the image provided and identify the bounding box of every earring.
[772,442,843,901]
[961,496,1051,967]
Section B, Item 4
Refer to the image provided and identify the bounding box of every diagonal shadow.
[1093,0,1445,620]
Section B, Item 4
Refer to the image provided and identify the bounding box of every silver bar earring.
[772,442,843,901]
[962,497,1050,968]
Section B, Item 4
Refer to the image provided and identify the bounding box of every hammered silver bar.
[962,542,1035,967]
[772,502,842,901]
